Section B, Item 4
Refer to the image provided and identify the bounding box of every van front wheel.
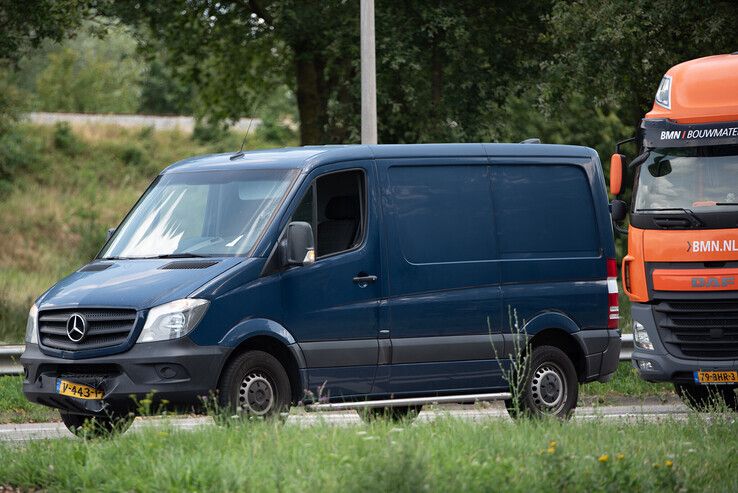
[505,345,578,419]
[217,350,292,420]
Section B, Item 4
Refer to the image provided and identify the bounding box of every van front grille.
[654,300,738,359]
[38,308,137,352]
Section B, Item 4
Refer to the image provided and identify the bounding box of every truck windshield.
[101,169,297,259]
[633,146,738,212]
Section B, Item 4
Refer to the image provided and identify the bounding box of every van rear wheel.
[60,411,133,438]
[217,350,291,420]
[674,383,738,412]
[505,345,578,419]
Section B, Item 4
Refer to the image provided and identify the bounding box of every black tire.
[217,350,292,420]
[674,383,738,412]
[505,345,578,419]
[360,405,422,423]
[60,411,134,438]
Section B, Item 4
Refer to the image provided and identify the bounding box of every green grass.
[1,416,736,492]
[0,376,58,423]
[580,362,673,402]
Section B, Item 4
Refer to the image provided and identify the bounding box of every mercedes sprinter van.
[22,143,620,434]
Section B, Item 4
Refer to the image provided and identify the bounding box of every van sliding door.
[376,157,505,395]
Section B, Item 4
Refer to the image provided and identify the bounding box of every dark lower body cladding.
[21,339,229,416]
[630,303,738,383]
[575,329,621,383]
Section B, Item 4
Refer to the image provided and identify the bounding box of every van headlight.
[25,304,38,344]
[137,299,209,343]
[633,321,653,350]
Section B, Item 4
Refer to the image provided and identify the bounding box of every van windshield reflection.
[100,169,297,259]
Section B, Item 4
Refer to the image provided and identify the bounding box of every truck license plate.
[694,371,738,384]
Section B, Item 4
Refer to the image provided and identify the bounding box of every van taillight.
[607,258,619,329]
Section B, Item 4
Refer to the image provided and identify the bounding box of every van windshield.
[101,169,297,259]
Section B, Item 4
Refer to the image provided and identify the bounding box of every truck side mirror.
[611,199,627,222]
[106,228,116,241]
[610,153,624,196]
[283,221,315,266]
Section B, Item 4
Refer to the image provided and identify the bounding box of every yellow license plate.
[56,379,104,400]
[694,371,738,384]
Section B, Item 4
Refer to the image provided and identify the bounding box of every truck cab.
[610,54,738,409]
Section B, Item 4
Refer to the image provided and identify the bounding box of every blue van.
[22,144,620,433]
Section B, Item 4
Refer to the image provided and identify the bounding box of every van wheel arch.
[218,336,303,404]
[528,328,586,383]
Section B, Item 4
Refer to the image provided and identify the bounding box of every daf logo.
[691,277,735,288]
[66,314,87,342]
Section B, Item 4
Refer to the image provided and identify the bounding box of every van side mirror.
[283,221,315,266]
[609,153,624,195]
[106,228,116,241]
[611,199,627,223]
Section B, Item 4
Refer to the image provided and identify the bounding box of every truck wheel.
[360,405,422,423]
[505,345,578,419]
[674,383,738,412]
[60,411,133,438]
[217,350,291,420]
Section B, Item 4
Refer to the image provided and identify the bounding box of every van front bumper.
[21,339,229,416]
[630,303,738,383]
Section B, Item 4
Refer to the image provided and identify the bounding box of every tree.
[542,0,738,128]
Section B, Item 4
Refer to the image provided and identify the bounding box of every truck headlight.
[137,299,209,343]
[633,321,653,350]
[25,304,38,344]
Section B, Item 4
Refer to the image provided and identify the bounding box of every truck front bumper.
[21,339,229,416]
[630,303,738,384]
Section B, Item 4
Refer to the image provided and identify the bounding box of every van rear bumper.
[20,340,228,416]
[575,329,621,383]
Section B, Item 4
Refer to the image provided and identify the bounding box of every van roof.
[162,143,597,174]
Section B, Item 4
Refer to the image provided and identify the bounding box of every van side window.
[493,165,599,258]
[290,169,366,258]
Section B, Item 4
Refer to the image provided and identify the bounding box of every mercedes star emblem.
[66,313,87,343]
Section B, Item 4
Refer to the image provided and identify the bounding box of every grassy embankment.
[1,416,737,492]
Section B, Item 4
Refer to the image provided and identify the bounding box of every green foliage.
[0,125,44,197]
[52,122,81,154]
[1,417,736,491]
[34,27,143,113]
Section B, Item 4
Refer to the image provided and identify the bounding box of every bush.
[52,122,81,155]
[0,126,44,198]
[254,118,297,147]
[120,143,145,167]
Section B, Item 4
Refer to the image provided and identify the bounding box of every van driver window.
[291,170,365,258]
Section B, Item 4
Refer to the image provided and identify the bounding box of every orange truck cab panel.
[616,53,738,386]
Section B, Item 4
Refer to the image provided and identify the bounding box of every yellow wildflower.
[548,440,558,449]
[598,454,609,463]
[665,460,673,468]
[616,453,625,461]
[547,446,556,455]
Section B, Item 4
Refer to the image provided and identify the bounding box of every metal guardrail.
[619,333,634,362]
[0,335,635,377]
[0,345,24,376]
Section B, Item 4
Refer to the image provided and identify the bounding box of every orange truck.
[610,53,738,410]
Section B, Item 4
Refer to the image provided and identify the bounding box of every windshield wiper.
[716,202,738,206]
[152,252,210,259]
[637,208,705,227]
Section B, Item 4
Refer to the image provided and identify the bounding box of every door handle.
[352,274,378,285]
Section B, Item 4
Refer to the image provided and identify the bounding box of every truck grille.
[38,308,138,351]
[654,300,738,359]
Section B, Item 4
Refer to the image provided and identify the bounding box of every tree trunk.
[294,53,326,145]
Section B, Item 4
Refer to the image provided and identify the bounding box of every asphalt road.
[0,403,690,442]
